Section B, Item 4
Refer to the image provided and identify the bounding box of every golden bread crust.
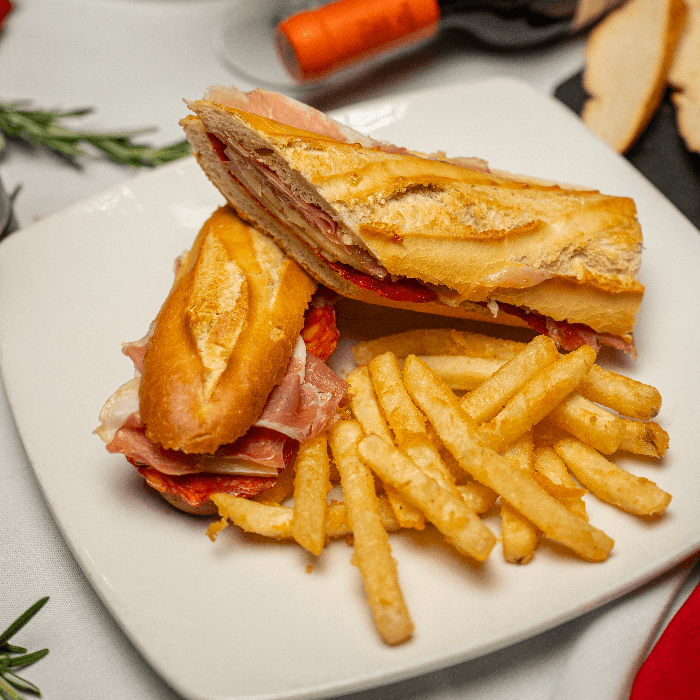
[182,103,645,337]
[139,206,316,453]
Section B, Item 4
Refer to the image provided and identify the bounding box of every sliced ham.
[101,333,344,476]
[255,338,346,440]
[107,425,290,477]
[493,302,637,358]
[99,286,346,497]
[202,85,490,166]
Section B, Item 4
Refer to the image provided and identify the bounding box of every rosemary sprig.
[0,101,191,167]
[0,597,49,699]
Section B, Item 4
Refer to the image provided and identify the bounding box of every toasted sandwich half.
[181,86,644,356]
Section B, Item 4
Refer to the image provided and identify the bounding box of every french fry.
[501,433,540,565]
[368,351,428,442]
[403,355,615,562]
[347,363,425,529]
[209,321,671,646]
[456,481,499,514]
[324,497,403,537]
[577,364,662,421]
[533,446,588,520]
[346,365,393,443]
[401,434,463,499]
[330,420,414,645]
[554,438,671,517]
[358,434,497,562]
[366,351,434,527]
[291,433,331,556]
[478,344,598,453]
[210,495,295,540]
[547,393,626,455]
[369,351,464,500]
[412,355,506,391]
[461,334,560,424]
[353,328,524,365]
[618,419,670,458]
[208,496,402,542]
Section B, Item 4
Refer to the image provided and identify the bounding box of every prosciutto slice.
[255,337,347,441]
[107,425,291,477]
[101,333,344,477]
[98,281,346,495]
[202,84,490,168]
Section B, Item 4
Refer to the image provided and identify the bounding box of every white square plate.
[1,78,699,700]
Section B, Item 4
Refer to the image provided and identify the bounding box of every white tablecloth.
[1,2,698,698]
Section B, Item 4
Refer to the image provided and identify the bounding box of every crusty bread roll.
[181,103,644,342]
[139,205,317,453]
[160,491,219,516]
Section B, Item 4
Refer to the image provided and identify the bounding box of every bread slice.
[139,206,316,453]
[182,103,644,340]
[669,0,700,153]
[582,0,686,153]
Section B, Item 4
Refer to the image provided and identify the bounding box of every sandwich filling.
[96,293,346,507]
[204,129,637,356]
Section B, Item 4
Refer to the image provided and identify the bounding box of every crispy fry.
[367,351,432,528]
[291,433,331,556]
[478,345,597,453]
[577,364,662,420]
[330,420,414,645]
[554,437,672,517]
[324,497,403,537]
[618,419,670,458]
[347,363,424,529]
[209,323,671,647]
[210,495,294,540]
[208,496,401,542]
[413,355,506,391]
[368,352,427,442]
[456,481,499,514]
[533,446,588,520]
[346,365,393,443]
[353,328,524,365]
[401,433,463,499]
[369,351,464,501]
[461,334,560,424]
[358,435,497,562]
[403,355,614,562]
[548,393,626,455]
[501,502,539,564]
[501,433,540,564]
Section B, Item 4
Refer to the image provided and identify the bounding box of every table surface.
[1,2,698,699]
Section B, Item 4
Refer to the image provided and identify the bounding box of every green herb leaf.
[0,674,25,700]
[2,671,41,697]
[0,598,49,698]
[6,650,48,669]
[0,599,48,648]
[0,101,190,167]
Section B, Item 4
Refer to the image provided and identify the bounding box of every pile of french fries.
[208,329,670,646]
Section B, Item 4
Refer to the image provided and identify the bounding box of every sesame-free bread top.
[139,205,316,453]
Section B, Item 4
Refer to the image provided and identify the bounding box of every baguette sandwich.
[95,206,346,515]
[181,86,645,357]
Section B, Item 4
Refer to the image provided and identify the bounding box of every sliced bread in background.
[669,0,700,153]
[581,0,686,153]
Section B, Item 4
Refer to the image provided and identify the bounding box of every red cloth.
[629,579,700,700]
[0,1,11,26]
